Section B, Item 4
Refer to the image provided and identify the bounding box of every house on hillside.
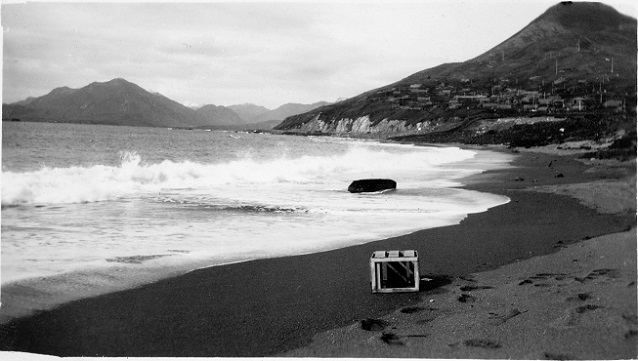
[538,96,564,108]
[520,90,540,103]
[410,88,429,94]
[438,88,453,97]
[448,100,461,109]
[603,99,623,112]
[417,96,432,106]
[481,102,512,110]
[569,97,587,111]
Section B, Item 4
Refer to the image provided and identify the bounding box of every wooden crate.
[370,250,419,293]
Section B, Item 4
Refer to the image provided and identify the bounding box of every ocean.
[1,121,512,319]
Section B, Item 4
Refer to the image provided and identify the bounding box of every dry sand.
[282,149,637,359]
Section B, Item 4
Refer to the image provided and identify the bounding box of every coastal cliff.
[275,2,636,145]
[282,114,431,135]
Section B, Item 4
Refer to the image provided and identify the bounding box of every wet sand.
[284,152,637,358]
[1,146,635,357]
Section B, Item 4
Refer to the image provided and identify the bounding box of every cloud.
[4,1,633,108]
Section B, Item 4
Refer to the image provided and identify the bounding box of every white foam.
[1,145,476,206]
[1,138,513,322]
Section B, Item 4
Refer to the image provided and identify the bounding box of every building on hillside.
[438,88,453,97]
[603,99,623,107]
[481,102,512,110]
[569,97,587,111]
[410,88,429,94]
[603,100,623,112]
[538,96,564,109]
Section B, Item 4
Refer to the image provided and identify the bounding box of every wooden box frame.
[370,250,420,293]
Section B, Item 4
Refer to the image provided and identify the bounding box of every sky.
[1,0,636,109]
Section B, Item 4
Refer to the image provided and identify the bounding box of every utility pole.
[555,58,558,75]
[611,58,614,73]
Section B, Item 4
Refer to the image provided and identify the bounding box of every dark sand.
[0,148,635,357]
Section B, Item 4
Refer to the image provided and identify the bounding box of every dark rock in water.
[348,179,396,193]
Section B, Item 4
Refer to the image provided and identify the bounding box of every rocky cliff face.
[284,114,432,135]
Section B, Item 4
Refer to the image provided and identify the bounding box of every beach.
[1,144,635,358]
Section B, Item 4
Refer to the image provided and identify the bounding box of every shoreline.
[0,144,512,326]
[1,146,635,357]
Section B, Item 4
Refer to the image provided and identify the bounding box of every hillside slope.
[275,2,636,136]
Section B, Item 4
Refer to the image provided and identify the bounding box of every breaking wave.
[1,146,476,206]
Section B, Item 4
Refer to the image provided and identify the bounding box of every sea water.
[1,121,512,319]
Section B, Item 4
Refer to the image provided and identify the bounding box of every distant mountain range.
[3,78,205,128]
[250,102,331,123]
[227,103,271,123]
[194,104,247,127]
[223,101,331,128]
[276,2,637,134]
[2,78,329,129]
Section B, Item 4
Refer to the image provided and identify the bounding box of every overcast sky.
[2,0,636,109]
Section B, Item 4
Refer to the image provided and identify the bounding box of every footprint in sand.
[574,304,602,313]
[587,268,621,279]
[622,313,638,325]
[565,292,591,302]
[400,306,429,314]
[550,304,603,329]
[488,308,527,326]
[463,338,502,349]
[380,330,428,345]
[458,294,476,303]
[519,272,568,286]
[460,285,493,291]
[575,268,621,283]
[380,331,404,346]
[415,317,437,325]
[360,318,389,331]
[543,351,573,360]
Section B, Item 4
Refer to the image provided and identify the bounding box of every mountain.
[227,101,330,125]
[2,78,331,129]
[275,2,637,136]
[194,104,247,126]
[227,103,271,123]
[220,101,332,130]
[2,78,215,128]
[401,2,636,87]
[252,102,331,123]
